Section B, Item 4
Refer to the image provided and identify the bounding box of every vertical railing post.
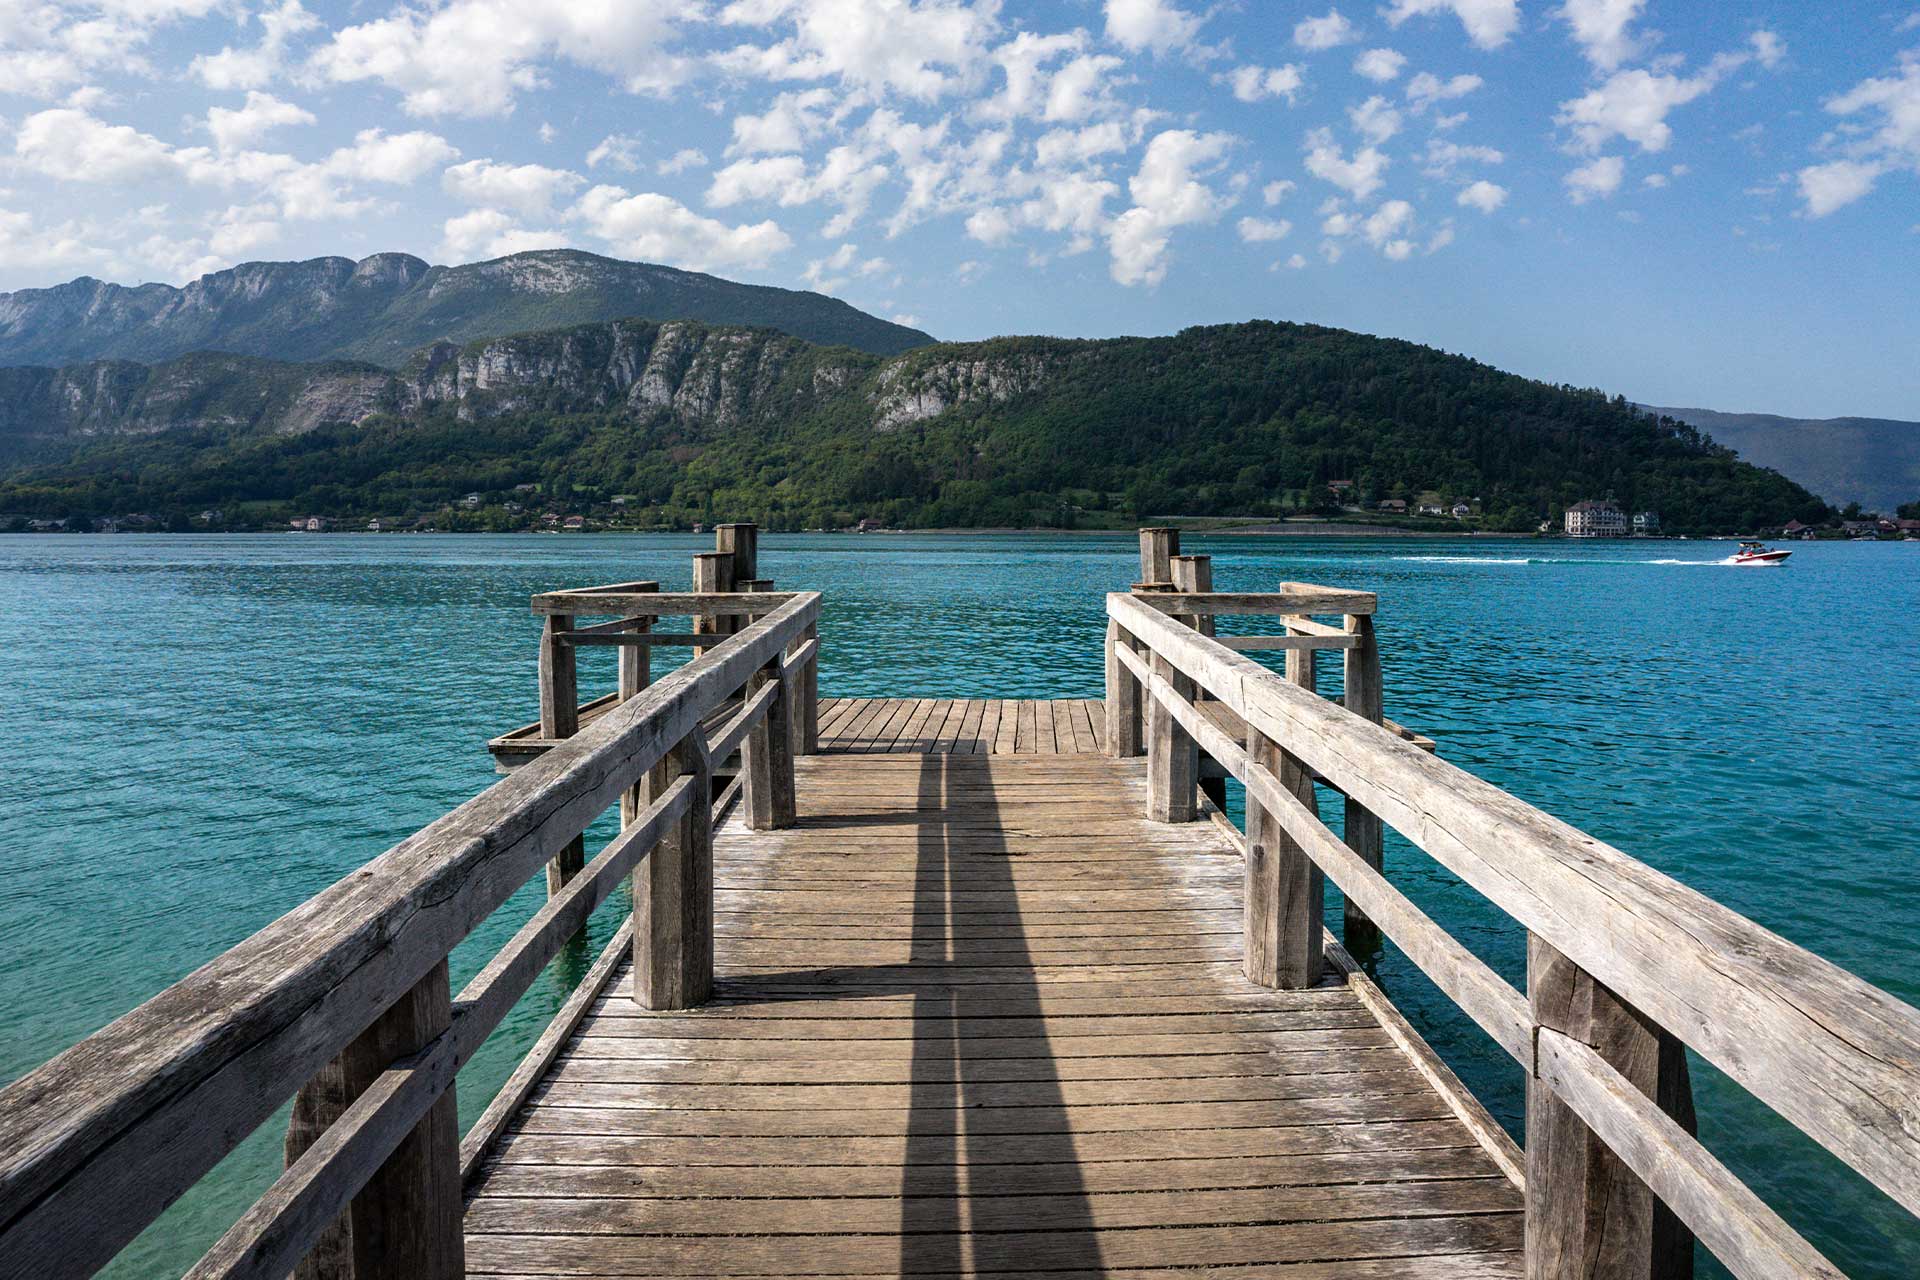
[1244,621,1324,988]
[1525,936,1696,1280]
[1104,616,1142,758]
[1172,555,1225,810]
[633,735,714,1009]
[744,656,797,830]
[1342,611,1385,949]
[538,614,578,738]
[286,963,463,1280]
[1243,724,1323,989]
[798,619,819,754]
[538,614,583,894]
[1171,554,1214,636]
[618,584,659,831]
[1144,572,1197,823]
[692,552,733,655]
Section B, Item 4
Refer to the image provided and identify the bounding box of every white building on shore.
[1565,500,1628,537]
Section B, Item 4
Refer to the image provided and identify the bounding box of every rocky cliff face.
[0,249,933,369]
[0,319,888,461]
[869,348,1067,430]
[0,319,1078,466]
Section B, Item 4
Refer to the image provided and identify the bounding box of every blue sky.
[1,0,1915,418]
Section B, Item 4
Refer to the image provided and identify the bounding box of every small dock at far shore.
[1,523,1917,1280]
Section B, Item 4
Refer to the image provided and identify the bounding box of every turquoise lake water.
[0,532,1915,1277]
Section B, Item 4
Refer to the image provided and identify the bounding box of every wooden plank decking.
[463,748,1524,1277]
[817,697,1106,754]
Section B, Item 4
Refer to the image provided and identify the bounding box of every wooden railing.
[1105,565,1920,1280]
[0,586,822,1280]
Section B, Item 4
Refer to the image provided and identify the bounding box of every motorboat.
[1729,541,1792,566]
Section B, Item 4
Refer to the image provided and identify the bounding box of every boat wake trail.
[1394,555,1744,567]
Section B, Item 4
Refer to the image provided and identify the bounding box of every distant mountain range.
[0,313,1825,535]
[1641,405,1920,515]
[0,250,934,368]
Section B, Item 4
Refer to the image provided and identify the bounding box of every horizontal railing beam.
[704,678,782,767]
[532,591,796,617]
[0,592,821,1277]
[1218,634,1361,652]
[1109,588,1920,1220]
[554,631,705,647]
[1535,1030,1844,1280]
[1130,589,1378,617]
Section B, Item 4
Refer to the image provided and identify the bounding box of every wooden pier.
[1,524,1917,1280]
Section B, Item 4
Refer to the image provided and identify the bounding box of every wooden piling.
[798,621,819,754]
[1243,725,1323,989]
[1526,936,1696,1280]
[618,585,660,831]
[1138,527,1178,585]
[1104,618,1143,758]
[285,964,462,1280]
[1342,612,1385,949]
[1146,642,1197,822]
[743,658,797,830]
[537,615,583,894]
[691,553,733,655]
[633,737,714,1010]
[715,524,758,637]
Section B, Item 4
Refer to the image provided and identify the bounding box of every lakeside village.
[6,482,1919,540]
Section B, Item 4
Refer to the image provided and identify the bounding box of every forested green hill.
[0,318,1827,535]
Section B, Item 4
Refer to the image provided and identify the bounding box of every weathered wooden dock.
[1,523,1916,1280]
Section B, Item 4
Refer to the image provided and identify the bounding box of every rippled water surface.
[1,532,1915,1277]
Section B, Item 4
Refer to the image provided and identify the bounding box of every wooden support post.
[798,620,819,754]
[1171,555,1214,637]
[538,614,578,739]
[619,585,659,830]
[286,962,462,1280]
[1341,612,1385,950]
[538,614,583,894]
[691,552,733,655]
[715,522,758,582]
[1243,725,1323,989]
[744,658,797,830]
[633,737,713,1010]
[1146,647,1197,823]
[1138,526,1178,585]
[1104,618,1143,758]
[715,524,757,636]
[1526,935,1696,1280]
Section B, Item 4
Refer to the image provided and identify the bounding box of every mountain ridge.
[1639,405,1919,515]
[0,317,1826,535]
[0,249,934,368]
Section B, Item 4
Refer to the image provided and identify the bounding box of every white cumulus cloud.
[205,91,314,153]
[1558,0,1646,71]
[1225,65,1306,104]
[442,159,585,218]
[1796,60,1920,216]
[575,185,792,269]
[1384,0,1519,50]
[1349,96,1402,143]
[1104,0,1205,53]
[1457,179,1507,212]
[1353,48,1407,82]
[1238,215,1291,242]
[312,1,693,117]
[1107,128,1239,286]
[1294,9,1358,51]
[1565,154,1625,202]
[1303,127,1388,199]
